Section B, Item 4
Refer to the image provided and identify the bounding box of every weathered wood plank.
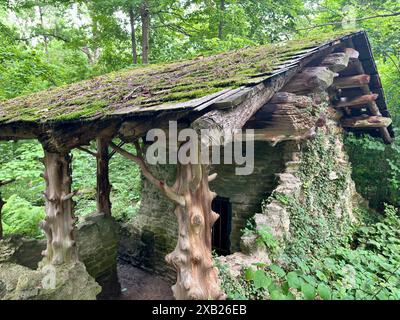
[347,38,393,143]
[334,93,379,108]
[270,92,313,108]
[282,67,338,93]
[333,74,370,89]
[320,52,350,72]
[341,116,392,128]
[211,87,254,109]
[343,48,360,60]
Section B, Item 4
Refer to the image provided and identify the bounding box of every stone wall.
[210,141,288,251]
[76,213,121,299]
[0,212,121,299]
[219,106,364,277]
[120,141,290,280]
[118,163,177,283]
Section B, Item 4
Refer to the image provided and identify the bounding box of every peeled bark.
[109,142,225,300]
[96,138,112,215]
[166,163,225,300]
[40,151,77,265]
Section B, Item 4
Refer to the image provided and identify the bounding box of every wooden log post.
[109,141,225,300]
[166,162,223,300]
[40,151,78,265]
[96,138,112,215]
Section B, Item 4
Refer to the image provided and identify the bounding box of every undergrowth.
[219,204,400,300]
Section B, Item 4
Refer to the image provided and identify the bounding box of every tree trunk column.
[140,1,150,64]
[40,151,77,265]
[96,138,112,215]
[166,163,225,300]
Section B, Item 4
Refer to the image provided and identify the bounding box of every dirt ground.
[116,263,174,300]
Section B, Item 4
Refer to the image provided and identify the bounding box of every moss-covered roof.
[0,30,362,124]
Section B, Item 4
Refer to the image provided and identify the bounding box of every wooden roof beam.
[334,93,379,108]
[320,52,350,72]
[191,68,299,145]
[282,67,338,93]
[345,38,392,143]
[341,116,392,128]
[343,48,360,60]
[333,74,370,89]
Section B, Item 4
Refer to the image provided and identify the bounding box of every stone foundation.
[0,261,101,300]
[0,212,121,299]
[76,213,121,299]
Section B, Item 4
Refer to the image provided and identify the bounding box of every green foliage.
[0,140,142,237]
[345,133,400,208]
[220,205,400,300]
[255,226,280,258]
[0,141,44,205]
[2,195,44,238]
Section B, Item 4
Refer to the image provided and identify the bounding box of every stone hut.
[0,30,394,300]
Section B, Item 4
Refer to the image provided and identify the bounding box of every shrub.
[2,194,44,238]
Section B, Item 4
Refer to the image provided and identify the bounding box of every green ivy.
[219,205,400,300]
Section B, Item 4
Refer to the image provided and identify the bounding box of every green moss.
[53,100,109,121]
[0,30,364,124]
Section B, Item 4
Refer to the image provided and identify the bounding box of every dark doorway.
[211,197,232,256]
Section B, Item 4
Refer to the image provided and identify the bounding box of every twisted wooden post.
[165,162,224,300]
[96,137,112,215]
[40,151,78,265]
[109,141,225,300]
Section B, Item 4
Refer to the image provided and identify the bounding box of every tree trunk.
[38,5,49,55]
[96,138,112,215]
[129,5,138,65]
[108,142,226,300]
[218,0,225,40]
[140,1,150,64]
[166,163,225,300]
[40,151,77,265]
